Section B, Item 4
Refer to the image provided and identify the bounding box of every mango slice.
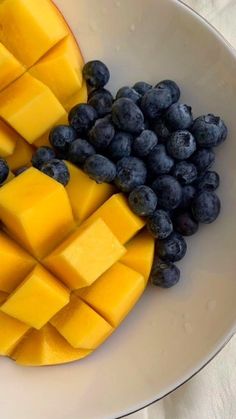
[0,119,17,157]
[0,311,30,356]
[6,137,34,171]
[0,168,74,258]
[44,218,126,289]
[33,113,68,149]
[12,324,91,366]
[64,79,88,112]
[0,42,25,92]
[0,291,8,305]
[1,265,70,329]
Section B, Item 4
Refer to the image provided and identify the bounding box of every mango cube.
[120,230,155,282]
[0,311,29,355]
[87,193,145,244]
[44,218,126,289]
[0,231,36,293]
[33,113,68,148]
[0,42,25,92]
[78,262,145,327]
[0,291,8,304]
[64,80,88,112]
[12,324,91,366]
[0,119,17,157]
[66,162,115,222]
[1,265,70,329]
[0,168,74,258]
[51,295,113,349]
[6,137,34,171]
[0,73,66,144]
[3,170,14,185]
[0,0,68,67]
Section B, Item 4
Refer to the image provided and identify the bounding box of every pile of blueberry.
[30,60,227,288]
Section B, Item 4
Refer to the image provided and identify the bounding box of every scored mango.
[0,311,30,356]
[0,119,18,157]
[0,42,25,92]
[6,137,34,171]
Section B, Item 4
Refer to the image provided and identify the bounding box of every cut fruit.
[0,311,29,356]
[64,79,88,112]
[12,324,91,366]
[0,119,18,157]
[0,291,8,305]
[3,170,14,185]
[6,137,34,171]
[33,113,68,149]
[0,42,25,92]
[44,218,126,289]
[51,295,113,349]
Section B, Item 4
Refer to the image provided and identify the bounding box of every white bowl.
[1,0,236,418]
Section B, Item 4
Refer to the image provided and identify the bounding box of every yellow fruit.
[0,311,30,356]
[64,79,88,112]
[33,113,68,148]
[0,42,25,92]
[0,291,8,305]
[0,119,17,157]
[3,170,14,185]
[6,137,34,170]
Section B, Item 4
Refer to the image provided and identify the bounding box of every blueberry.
[88,89,113,117]
[174,211,199,236]
[106,131,132,161]
[68,139,95,166]
[190,148,215,174]
[133,81,152,96]
[15,166,28,176]
[192,191,221,223]
[116,86,141,104]
[147,209,173,239]
[141,87,172,119]
[84,154,116,183]
[88,87,112,100]
[191,114,227,148]
[115,156,147,192]
[158,232,187,262]
[69,104,98,135]
[152,175,182,210]
[195,170,220,192]
[150,258,180,288]
[179,185,196,209]
[0,159,9,184]
[49,125,77,155]
[40,159,70,186]
[171,161,197,185]
[132,130,158,157]
[152,118,171,144]
[31,147,56,169]
[83,60,110,88]
[128,185,157,216]
[112,98,144,134]
[147,144,174,175]
[164,103,193,131]
[167,130,196,160]
[89,117,115,150]
[155,80,180,103]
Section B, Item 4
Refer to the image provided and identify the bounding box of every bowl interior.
[1,0,236,418]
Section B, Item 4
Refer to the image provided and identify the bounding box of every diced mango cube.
[6,137,34,171]
[66,162,115,222]
[0,73,66,144]
[0,168,74,258]
[0,231,36,293]
[0,119,17,157]
[3,170,14,185]
[0,0,68,67]
[87,193,145,244]
[1,265,70,329]
[78,262,145,327]
[0,311,29,355]
[120,230,155,282]
[33,113,68,148]
[30,36,84,104]
[12,324,91,366]
[0,42,25,92]
[64,80,88,112]
[51,295,113,349]
[0,291,8,304]
[44,218,126,289]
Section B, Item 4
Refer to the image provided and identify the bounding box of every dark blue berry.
[49,125,77,155]
[195,171,220,192]
[84,154,116,183]
[147,209,173,239]
[116,86,141,104]
[89,117,115,150]
[128,185,157,216]
[164,103,193,131]
[106,131,132,161]
[191,114,227,148]
[31,147,56,169]
[171,161,197,185]
[132,130,158,157]
[68,139,95,166]
[133,81,152,96]
[158,232,187,262]
[40,159,70,186]
[0,159,9,184]
[69,104,98,135]
[88,87,112,100]
[88,89,113,117]
[147,144,174,175]
[174,211,199,236]
[179,185,196,209]
[155,80,180,103]
[152,175,182,210]
[152,118,170,143]
[150,258,180,288]
[190,148,215,174]
[167,130,196,160]
[115,156,147,192]
[83,60,110,88]
[141,87,172,119]
[112,98,144,134]
[15,166,28,176]
[192,191,221,223]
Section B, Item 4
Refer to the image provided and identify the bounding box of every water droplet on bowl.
[184,322,193,335]
[206,299,216,311]
[130,24,136,32]
[115,0,121,7]
[115,45,121,52]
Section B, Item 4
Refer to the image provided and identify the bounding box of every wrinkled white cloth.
[128,1,236,418]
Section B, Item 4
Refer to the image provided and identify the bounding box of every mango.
[78,262,145,327]
[66,162,115,222]
[0,0,68,67]
[0,231,36,293]
[12,324,91,366]
[0,73,66,144]
[33,113,68,149]
[120,230,155,282]
[0,291,8,304]
[0,311,29,356]
[3,170,14,185]
[64,79,88,112]
[51,295,113,349]
[0,119,17,157]
[44,218,126,289]
[1,264,70,329]
[6,137,34,171]
[0,42,25,91]
[0,168,74,258]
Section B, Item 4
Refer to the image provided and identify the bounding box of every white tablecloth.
[128,1,236,418]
